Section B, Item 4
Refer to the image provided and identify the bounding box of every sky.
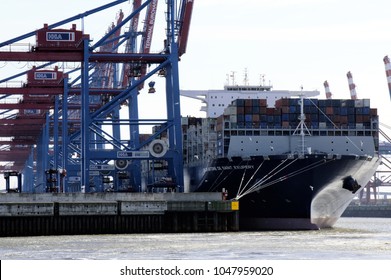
[1,0,391,136]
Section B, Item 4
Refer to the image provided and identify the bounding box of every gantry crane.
[0,0,194,193]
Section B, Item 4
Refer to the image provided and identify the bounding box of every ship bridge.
[180,87,320,118]
[224,85,273,92]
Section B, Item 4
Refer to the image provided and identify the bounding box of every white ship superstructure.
[181,85,320,118]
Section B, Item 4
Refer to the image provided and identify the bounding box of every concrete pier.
[0,192,239,236]
[342,203,391,218]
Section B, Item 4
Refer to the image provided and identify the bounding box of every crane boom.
[383,55,391,99]
[90,10,124,89]
[346,71,357,100]
[121,0,142,88]
[323,80,332,99]
[137,0,159,89]
[178,0,194,56]
[140,0,158,54]
[103,10,125,88]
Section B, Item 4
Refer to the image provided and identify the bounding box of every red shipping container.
[325,107,333,115]
[266,108,274,115]
[236,107,244,114]
[259,99,267,107]
[245,100,252,107]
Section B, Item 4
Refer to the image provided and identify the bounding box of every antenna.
[225,73,229,85]
[293,89,311,156]
[230,71,236,86]
[243,68,249,85]
[260,74,265,86]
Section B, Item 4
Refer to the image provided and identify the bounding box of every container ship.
[181,84,380,230]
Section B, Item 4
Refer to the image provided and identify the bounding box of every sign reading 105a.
[46,32,75,42]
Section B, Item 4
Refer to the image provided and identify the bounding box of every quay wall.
[0,193,239,236]
[0,192,222,203]
[342,204,391,218]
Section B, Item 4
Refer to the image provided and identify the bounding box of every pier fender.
[342,175,361,194]
[149,139,168,158]
[115,159,129,170]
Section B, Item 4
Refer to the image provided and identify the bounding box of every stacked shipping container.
[215,98,379,156]
[218,98,377,131]
[182,117,217,164]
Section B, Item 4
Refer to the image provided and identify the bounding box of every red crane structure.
[346,71,358,100]
[323,80,332,99]
[383,55,391,99]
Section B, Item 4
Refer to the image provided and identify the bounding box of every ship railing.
[220,126,377,139]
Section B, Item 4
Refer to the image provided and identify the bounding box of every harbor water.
[0,217,390,260]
